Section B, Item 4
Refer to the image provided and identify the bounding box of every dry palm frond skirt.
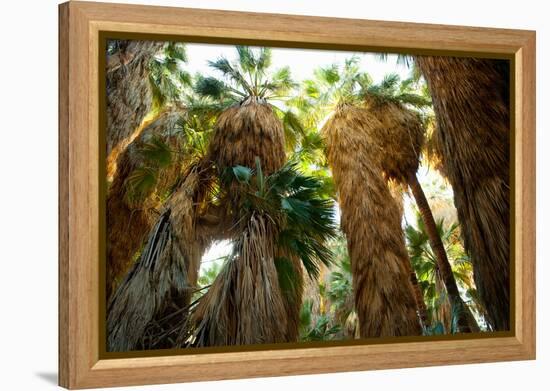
[416,56,510,331]
[107,164,219,351]
[322,104,422,337]
[363,98,424,183]
[207,99,286,175]
[182,213,291,347]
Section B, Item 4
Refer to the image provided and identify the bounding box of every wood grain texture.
[58,1,536,388]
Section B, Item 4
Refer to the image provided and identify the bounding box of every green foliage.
[197,46,295,101]
[299,299,341,341]
[224,160,338,279]
[125,167,157,202]
[361,73,431,108]
[194,76,229,100]
[149,42,191,109]
[297,234,357,342]
[198,260,223,288]
[194,259,225,301]
[139,137,172,167]
[405,211,484,331]
[299,56,369,118]
[275,256,301,305]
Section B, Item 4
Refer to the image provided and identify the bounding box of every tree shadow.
[35,372,57,385]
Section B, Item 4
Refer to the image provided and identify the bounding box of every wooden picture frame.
[59,1,536,389]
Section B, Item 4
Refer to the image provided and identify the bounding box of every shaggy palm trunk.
[107,165,219,351]
[408,173,479,332]
[106,40,164,172]
[185,213,291,346]
[106,109,184,300]
[416,56,510,330]
[323,105,422,337]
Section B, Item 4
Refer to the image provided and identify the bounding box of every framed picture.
[59,1,536,389]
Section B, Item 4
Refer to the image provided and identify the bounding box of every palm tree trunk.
[408,173,479,333]
[408,267,430,330]
[416,56,510,331]
[187,213,291,346]
[323,106,422,337]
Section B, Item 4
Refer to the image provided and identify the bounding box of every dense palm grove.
[105,41,510,351]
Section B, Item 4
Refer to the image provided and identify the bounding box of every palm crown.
[195,46,295,103]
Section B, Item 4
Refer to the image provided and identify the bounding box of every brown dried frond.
[107,161,226,351]
[207,100,286,175]
[364,99,425,184]
[184,213,290,347]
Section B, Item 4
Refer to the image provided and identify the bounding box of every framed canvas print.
[58,1,536,389]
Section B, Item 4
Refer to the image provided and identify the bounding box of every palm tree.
[297,59,421,336]
[360,74,479,333]
[106,108,182,298]
[195,46,303,174]
[181,160,337,346]
[105,42,194,298]
[182,47,315,343]
[105,106,215,299]
[323,104,421,337]
[415,56,510,331]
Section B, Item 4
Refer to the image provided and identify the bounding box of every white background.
[0,0,546,389]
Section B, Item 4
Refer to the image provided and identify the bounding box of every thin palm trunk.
[408,173,479,332]
[416,56,510,331]
[409,265,430,330]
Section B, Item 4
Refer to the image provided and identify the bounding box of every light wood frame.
[59,1,536,389]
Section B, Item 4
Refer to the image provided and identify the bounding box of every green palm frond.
[275,256,301,304]
[203,46,295,103]
[165,42,187,62]
[376,52,414,68]
[362,72,431,109]
[224,160,338,279]
[277,109,306,151]
[139,136,172,167]
[125,167,157,202]
[208,57,254,95]
[148,42,190,109]
[314,64,341,86]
